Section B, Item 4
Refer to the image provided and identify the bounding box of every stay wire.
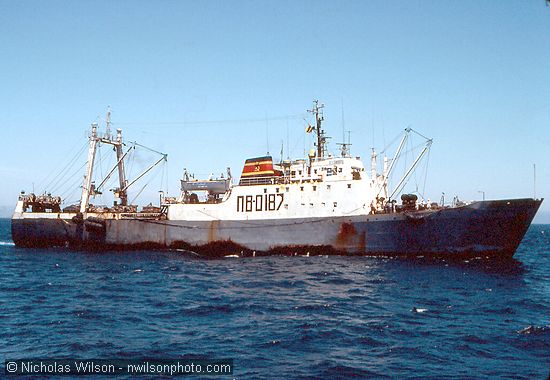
[42,142,88,193]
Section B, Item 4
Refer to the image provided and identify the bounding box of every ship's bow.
[476,198,543,257]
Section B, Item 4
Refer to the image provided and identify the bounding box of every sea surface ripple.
[1,219,549,379]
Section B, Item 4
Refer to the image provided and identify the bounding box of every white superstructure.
[169,155,379,221]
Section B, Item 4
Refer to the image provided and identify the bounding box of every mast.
[307,100,327,159]
[105,106,112,140]
[80,123,99,213]
[94,146,133,195]
[114,128,128,206]
[98,114,128,206]
[77,108,165,211]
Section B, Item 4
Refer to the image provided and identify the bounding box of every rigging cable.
[51,160,88,196]
[129,159,164,205]
[42,142,88,193]
[113,113,305,127]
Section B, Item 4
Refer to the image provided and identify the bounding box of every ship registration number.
[237,194,284,212]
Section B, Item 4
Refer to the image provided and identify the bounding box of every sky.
[0,0,549,221]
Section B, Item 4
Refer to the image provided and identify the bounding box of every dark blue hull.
[350,198,542,258]
[11,198,542,259]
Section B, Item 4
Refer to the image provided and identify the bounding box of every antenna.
[341,99,345,143]
[370,116,375,148]
[533,164,537,199]
[336,100,352,157]
[265,112,270,155]
[286,117,290,159]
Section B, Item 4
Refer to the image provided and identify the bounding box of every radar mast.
[307,100,329,159]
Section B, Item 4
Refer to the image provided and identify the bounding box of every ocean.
[1,218,548,379]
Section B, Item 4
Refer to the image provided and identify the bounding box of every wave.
[0,241,14,246]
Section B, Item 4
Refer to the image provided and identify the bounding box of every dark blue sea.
[1,218,549,379]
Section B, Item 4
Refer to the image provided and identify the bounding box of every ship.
[11,101,543,259]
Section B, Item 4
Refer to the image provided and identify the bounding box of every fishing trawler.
[11,101,542,258]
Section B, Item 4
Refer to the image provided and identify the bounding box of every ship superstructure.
[11,101,542,258]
